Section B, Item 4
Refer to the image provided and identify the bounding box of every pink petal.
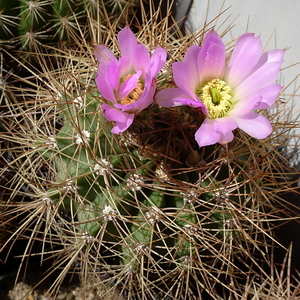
[173,62,198,98]
[195,117,237,147]
[118,71,142,99]
[226,33,263,87]
[149,47,167,78]
[195,119,222,147]
[214,117,237,136]
[133,44,151,72]
[254,83,282,109]
[183,45,202,80]
[118,27,138,60]
[235,49,284,97]
[95,64,116,102]
[155,88,204,109]
[94,45,117,65]
[218,131,234,145]
[198,30,225,82]
[117,56,134,78]
[233,112,272,139]
[115,81,156,113]
[102,105,134,134]
[106,60,119,91]
[230,83,282,116]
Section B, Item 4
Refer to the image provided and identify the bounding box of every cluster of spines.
[0,0,136,51]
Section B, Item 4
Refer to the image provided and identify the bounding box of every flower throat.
[120,74,144,105]
[197,79,234,118]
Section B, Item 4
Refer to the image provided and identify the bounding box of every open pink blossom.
[94,26,167,134]
[155,30,284,147]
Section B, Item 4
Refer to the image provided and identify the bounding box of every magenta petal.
[236,49,284,96]
[118,27,138,60]
[214,117,237,136]
[229,95,258,116]
[94,45,117,65]
[117,56,134,78]
[195,119,222,147]
[133,44,151,72]
[149,47,167,77]
[155,88,204,109]
[198,31,225,81]
[195,117,236,147]
[231,83,282,116]
[254,83,282,109]
[226,33,263,87]
[115,81,156,113]
[173,62,198,97]
[102,105,134,133]
[106,60,119,91]
[218,131,234,145]
[234,112,272,139]
[95,64,116,102]
[183,45,201,80]
[118,71,142,99]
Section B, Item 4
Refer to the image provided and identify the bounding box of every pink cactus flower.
[94,26,167,134]
[155,31,284,147]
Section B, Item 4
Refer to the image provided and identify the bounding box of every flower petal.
[102,104,134,133]
[95,64,116,102]
[195,117,237,147]
[195,119,222,147]
[133,44,151,72]
[149,47,167,78]
[183,45,202,81]
[198,30,225,81]
[218,131,234,145]
[155,88,204,109]
[235,49,284,97]
[253,83,282,109]
[94,45,117,65]
[233,112,272,139]
[118,26,138,59]
[173,62,198,98]
[117,56,134,78]
[106,60,119,91]
[118,71,142,99]
[225,33,263,87]
[115,80,156,113]
[214,117,237,136]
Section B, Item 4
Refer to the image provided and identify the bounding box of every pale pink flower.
[94,26,167,134]
[155,31,284,147]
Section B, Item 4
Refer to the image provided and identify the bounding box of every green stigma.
[211,87,220,104]
[197,79,234,119]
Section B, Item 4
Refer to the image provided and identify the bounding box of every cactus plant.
[0,0,137,55]
[1,2,300,299]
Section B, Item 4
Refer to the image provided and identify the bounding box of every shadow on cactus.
[1,2,300,299]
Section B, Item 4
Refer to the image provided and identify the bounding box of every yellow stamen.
[197,79,234,118]
[119,74,144,105]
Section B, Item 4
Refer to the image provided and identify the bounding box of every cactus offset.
[0,0,137,52]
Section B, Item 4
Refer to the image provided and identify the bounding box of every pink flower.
[155,31,284,147]
[94,27,167,134]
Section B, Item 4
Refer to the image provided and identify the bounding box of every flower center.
[197,79,234,118]
[120,74,144,105]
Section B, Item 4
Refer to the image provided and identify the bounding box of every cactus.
[0,0,137,53]
[1,2,300,299]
